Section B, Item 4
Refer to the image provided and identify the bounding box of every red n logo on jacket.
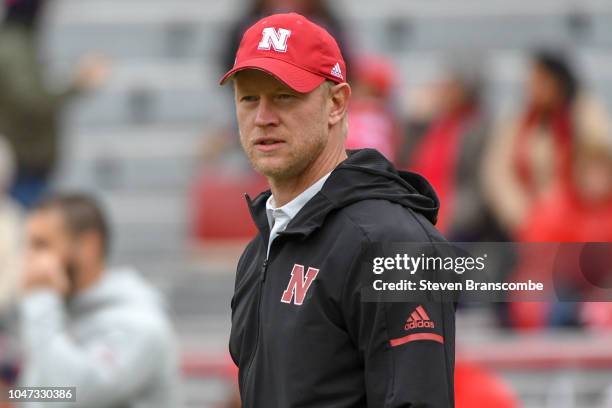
[280,264,319,305]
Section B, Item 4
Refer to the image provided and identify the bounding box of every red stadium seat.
[190,170,268,240]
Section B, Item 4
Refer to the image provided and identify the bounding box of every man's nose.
[254,98,280,127]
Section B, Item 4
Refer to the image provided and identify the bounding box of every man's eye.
[240,96,258,102]
[277,94,294,100]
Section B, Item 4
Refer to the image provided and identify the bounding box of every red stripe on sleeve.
[389,333,444,347]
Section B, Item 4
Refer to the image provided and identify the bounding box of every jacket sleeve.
[341,249,456,408]
[19,290,164,408]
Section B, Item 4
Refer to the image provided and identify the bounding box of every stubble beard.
[244,130,328,182]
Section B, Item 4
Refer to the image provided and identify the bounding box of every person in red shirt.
[410,58,491,238]
[510,136,612,329]
[518,137,612,243]
[344,55,403,164]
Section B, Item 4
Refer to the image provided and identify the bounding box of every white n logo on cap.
[258,27,292,52]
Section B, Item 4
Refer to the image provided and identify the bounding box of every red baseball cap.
[219,12,347,93]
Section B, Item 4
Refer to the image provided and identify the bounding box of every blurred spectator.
[220,0,351,75]
[409,56,496,237]
[510,135,612,330]
[402,84,444,164]
[518,134,612,243]
[345,55,403,164]
[18,193,179,407]
[0,136,22,312]
[509,134,612,329]
[482,49,610,235]
[0,0,109,208]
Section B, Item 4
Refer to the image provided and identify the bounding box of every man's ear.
[328,83,351,127]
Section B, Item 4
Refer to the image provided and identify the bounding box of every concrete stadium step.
[177,317,231,353]
[49,0,240,25]
[338,0,612,19]
[121,256,236,280]
[66,81,231,128]
[57,124,207,188]
[169,274,234,317]
[101,190,188,224]
[60,156,199,190]
[504,369,612,408]
[44,21,228,61]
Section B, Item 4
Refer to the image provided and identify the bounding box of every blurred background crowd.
[0,0,611,406]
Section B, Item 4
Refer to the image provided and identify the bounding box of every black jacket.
[230,149,455,407]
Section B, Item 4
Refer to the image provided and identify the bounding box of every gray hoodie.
[19,268,179,408]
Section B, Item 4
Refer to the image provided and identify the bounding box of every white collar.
[265,172,332,229]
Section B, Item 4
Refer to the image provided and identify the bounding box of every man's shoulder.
[330,199,443,243]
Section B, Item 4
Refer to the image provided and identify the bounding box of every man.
[19,193,178,407]
[220,13,455,407]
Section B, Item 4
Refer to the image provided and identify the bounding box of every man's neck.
[269,147,347,207]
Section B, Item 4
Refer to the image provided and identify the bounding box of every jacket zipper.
[242,258,269,406]
[260,259,269,282]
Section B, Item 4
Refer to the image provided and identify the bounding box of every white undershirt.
[265,172,332,257]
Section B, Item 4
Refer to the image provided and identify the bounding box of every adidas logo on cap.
[331,62,343,80]
[404,305,435,330]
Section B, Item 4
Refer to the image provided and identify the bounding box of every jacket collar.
[245,149,440,241]
[245,182,335,240]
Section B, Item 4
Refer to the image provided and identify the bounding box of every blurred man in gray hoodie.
[18,193,179,407]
